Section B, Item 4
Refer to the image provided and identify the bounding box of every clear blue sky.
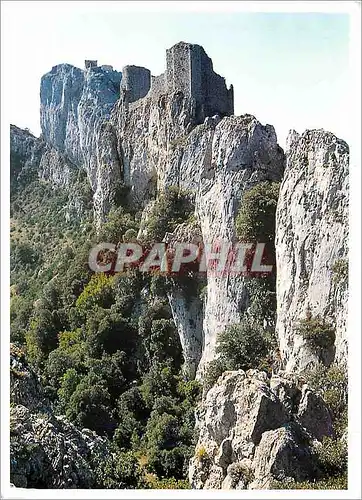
[2,3,350,147]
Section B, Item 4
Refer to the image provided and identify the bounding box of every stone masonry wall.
[121,65,151,103]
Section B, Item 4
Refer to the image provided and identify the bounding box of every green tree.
[141,186,194,243]
[215,320,272,372]
[66,373,116,435]
[96,451,145,489]
[236,181,280,243]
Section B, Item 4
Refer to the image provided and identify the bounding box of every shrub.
[85,310,137,357]
[296,316,336,351]
[145,412,180,450]
[195,445,208,462]
[45,346,85,389]
[114,412,143,451]
[65,373,116,435]
[141,186,194,243]
[88,351,132,402]
[244,276,277,325]
[123,228,138,242]
[97,206,138,244]
[96,451,145,489]
[236,182,280,243]
[76,273,115,311]
[304,364,347,435]
[57,368,81,410]
[203,358,225,394]
[147,446,187,479]
[140,363,178,408]
[215,320,272,372]
[271,475,347,489]
[144,476,190,489]
[315,436,347,477]
[332,259,348,284]
[25,308,64,366]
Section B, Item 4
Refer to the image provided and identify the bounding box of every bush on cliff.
[236,181,280,243]
[216,320,272,372]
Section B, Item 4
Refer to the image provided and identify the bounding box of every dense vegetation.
[10,166,200,488]
[10,159,347,490]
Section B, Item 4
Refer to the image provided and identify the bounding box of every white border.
[1,1,361,499]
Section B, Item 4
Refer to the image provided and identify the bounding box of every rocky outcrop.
[10,345,45,412]
[189,370,332,489]
[10,125,44,190]
[10,345,110,488]
[13,43,349,381]
[40,62,122,189]
[110,93,284,374]
[40,44,285,375]
[10,405,109,488]
[275,130,349,372]
[194,117,284,372]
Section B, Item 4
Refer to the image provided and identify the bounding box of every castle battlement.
[120,42,234,121]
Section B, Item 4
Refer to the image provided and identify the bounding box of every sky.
[1,2,351,148]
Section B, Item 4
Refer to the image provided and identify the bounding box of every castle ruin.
[119,42,234,121]
[85,60,98,69]
[120,65,151,103]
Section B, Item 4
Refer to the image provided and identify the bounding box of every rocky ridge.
[32,44,348,377]
[9,41,349,490]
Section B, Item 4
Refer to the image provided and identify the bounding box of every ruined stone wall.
[85,60,97,69]
[150,73,167,97]
[100,64,114,71]
[115,43,233,121]
[166,42,192,96]
[205,72,234,117]
[166,42,233,120]
[121,65,151,103]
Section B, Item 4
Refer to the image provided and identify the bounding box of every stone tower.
[84,60,98,69]
[120,66,151,103]
[165,42,234,120]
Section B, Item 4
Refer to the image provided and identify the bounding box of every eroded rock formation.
[10,41,349,490]
[189,370,332,489]
[275,130,349,372]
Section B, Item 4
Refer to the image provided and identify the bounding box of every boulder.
[189,370,332,489]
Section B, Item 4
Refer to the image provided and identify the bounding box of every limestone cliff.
[12,42,348,379]
[10,41,349,490]
[108,89,284,375]
[275,130,349,372]
[40,62,122,189]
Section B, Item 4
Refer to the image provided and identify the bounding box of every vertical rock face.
[110,100,284,375]
[40,64,85,166]
[275,130,349,372]
[194,117,284,372]
[40,62,122,188]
